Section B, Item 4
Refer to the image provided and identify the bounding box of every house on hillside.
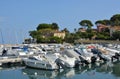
[53,31,65,39]
[78,28,86,32]
[97,24,110,32]
[40,30,66,39]
[110,26,120,37]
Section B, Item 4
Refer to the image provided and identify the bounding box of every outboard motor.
[79,56,90,65]
[111,52,120,61]
[2,48,7,56]
[55,58,66,69]
[91,48,108,62]
[91,56,97,63]
[91,48,101,54]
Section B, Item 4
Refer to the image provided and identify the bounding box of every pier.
[0,54,39,65]
[0,57,22,64]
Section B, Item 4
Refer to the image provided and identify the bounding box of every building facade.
[109,26,120,37]
[53,32,65,39]
[97,24,110,32]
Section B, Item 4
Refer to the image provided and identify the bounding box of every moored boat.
[23,54,59,70]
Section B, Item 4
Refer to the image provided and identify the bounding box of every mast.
[0,28,4,44]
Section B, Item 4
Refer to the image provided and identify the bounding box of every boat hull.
[23,59,58,70]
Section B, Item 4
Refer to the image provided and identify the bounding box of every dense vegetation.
[29,14,120,43]
[29,23,63,43]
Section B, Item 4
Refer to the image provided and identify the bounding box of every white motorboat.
[97,47,120,61]
[74,47,95,64]
[55,53,77,68]
[23,54,59,70]
[54,49,80,68]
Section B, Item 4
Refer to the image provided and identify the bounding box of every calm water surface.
[0,62,120,79]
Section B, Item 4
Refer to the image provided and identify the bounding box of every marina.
[0,43,120,67]
[0,43,120,79]
[1,0,120,79]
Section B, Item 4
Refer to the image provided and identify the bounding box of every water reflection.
[96,62,113,73]
[22,68,58,79]
[22,68,76,79]
[96,61,120,77]
[112,62,120,77]
[22,61,120,79]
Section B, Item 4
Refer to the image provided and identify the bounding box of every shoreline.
[74,40,120,44]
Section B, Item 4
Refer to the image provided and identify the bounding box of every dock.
[0,54,39,65]
[0,57,22,64]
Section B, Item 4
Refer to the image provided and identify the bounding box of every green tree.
[79,20,93,30]
[103,19,111,26]
[29,30,36,37]
[51,23,59,30]
[95,20,105,25]
[61,28,69,33]
[36,23,60,30]
[104,28,110,33]
[95,19,111,26]
[64,33,75,43]
[29,23,62,43]
[96,32,110,40]
[76,32,88,38]
[37,23,51,30]
[112,31,120,40]
[49,36,62,43]
[36,36,44,43]
[110,14,120,26]
[29,30,40,38]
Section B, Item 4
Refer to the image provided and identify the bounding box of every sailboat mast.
[0,28,4,44]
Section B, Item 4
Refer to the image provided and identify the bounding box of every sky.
[0,0,120,44]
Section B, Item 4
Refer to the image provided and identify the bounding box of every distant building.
[78,28,86,32]
[97,24,109,32]
[110,26,120,37]
[97,24,120,37]
[23,38,36,44]
[40,30,66,39]
[53,31,65,39]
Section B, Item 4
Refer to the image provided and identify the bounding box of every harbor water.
[0,61,120,79]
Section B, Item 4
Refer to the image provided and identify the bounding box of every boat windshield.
[29,57,38,60]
